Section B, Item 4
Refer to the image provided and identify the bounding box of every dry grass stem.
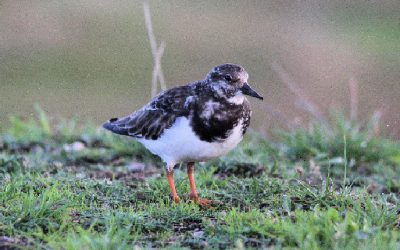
[143,2,166,97]
[271,62,328,127]
[349,76,359,122]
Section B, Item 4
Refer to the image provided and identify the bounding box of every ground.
[0,109,399,249]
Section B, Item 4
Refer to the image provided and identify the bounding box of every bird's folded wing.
[103,85,194,140]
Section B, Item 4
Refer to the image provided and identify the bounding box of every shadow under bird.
[103,63,263,206]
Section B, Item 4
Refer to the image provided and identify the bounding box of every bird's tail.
[102,117,130,136]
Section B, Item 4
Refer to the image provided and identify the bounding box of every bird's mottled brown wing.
[103,84,195,140]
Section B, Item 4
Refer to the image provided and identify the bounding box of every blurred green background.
[1,0,399,136]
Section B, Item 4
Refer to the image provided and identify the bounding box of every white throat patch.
[227,93,245,105]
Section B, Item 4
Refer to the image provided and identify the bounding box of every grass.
[0,108,399,249]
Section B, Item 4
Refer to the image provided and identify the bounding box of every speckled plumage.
[103,63,262,166]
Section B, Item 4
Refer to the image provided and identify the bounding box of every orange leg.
[166,168,180,203]
[187,162,199,200]
[187,162,218,207]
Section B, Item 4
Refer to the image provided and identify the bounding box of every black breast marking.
[190,97,250,143]
[241,99,251,135]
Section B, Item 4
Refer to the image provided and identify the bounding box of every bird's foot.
[169,195,181,204]
[189,194,221,207]
[197,198,221,207]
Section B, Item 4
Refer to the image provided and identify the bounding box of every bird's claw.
[169,194,181,204]
[189,194,221,207]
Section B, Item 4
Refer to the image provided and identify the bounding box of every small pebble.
[193,229,204,238]
[63,141,85,152]
[127,162,146,172]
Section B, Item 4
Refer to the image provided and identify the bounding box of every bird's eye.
[224,75,232,81]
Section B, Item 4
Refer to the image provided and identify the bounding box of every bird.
[103,63,263,206]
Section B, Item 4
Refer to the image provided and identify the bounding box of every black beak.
[240,83,263,100]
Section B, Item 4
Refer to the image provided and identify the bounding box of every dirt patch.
[88,166,161,182]
[214,162,265,178]
[0,236,31,250]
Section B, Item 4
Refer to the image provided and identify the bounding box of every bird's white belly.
[137,117,244,166]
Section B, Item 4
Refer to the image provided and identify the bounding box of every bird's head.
[206,64,263,102]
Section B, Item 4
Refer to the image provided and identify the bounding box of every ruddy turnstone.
[103,63,263,205]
